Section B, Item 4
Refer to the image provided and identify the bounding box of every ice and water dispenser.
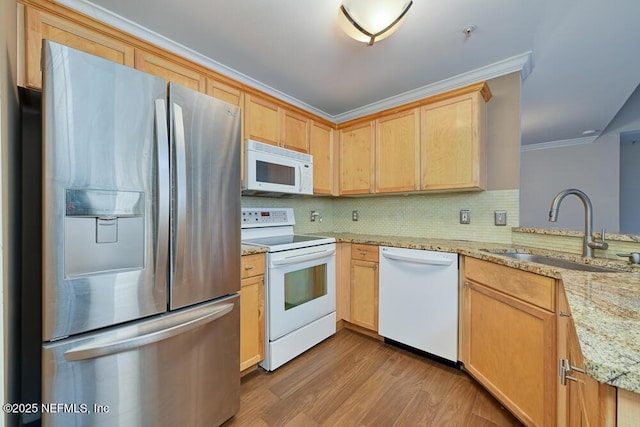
[64,189,145,276]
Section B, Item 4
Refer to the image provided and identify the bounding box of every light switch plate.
[494,210,507,226]
[460,209,470,224]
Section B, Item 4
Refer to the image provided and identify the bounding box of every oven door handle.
[271,248,336,266]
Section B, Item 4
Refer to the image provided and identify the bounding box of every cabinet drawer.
[351,244,379,262]
[241,254,265,279]
[465,257,555,312]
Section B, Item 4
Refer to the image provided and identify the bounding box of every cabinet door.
[282,110,310,153]
[240,275,264,371]
[421,91,486,191]
[350,259,378,331]
[23,6,134,89]
[310,121,337,195]
[134,50,206,92]
[244,94,280,146]
[340,122,374,195]
[557,287,616,427]
[464,280,556,426]
[376,109,420,193]
[207,79,243,106]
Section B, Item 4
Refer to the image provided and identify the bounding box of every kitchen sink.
[487,252,618,273]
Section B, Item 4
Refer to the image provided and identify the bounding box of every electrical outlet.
[460,209,470,224]
[494,210,507,226]
[352,210,359,221]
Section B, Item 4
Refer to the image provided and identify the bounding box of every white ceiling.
[62,0,640,146]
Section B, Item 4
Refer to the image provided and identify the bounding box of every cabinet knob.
[244,265,254,270]
[360,251,367,256]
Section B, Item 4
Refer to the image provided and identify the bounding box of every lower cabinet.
[461,257,557,427]
[557,283,616,426]
[240,253,265,372]
[349,244,379,332]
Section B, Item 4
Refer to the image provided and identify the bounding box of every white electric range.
[241,208,336,371]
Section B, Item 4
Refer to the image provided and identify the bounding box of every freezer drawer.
[42,295,240,427]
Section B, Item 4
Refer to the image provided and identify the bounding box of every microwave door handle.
[172,103,187,286]
[154,99,170,293]
[298,164,303,192]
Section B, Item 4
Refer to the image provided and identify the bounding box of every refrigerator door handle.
[172,103,188,284]
[63,302,234,362]
[155,99,170,292]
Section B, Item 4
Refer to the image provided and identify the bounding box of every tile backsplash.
[242,189,519,243]
[243,190,640,258]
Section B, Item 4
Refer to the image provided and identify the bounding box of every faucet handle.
[590,227,609,251]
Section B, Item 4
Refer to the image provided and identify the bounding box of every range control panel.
[241,208,295,228]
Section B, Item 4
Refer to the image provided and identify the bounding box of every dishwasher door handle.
[381,251,454,266]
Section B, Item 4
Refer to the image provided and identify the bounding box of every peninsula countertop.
[322,232,640,394]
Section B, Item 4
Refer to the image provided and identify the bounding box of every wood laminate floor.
[223,329,523,426]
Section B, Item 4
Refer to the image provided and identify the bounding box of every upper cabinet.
[282,110,310,153]
[22,6,134,89]
[244,94,280,145]
[337,83,490,196]
[244,93,311,153]
[309,121,338,196]
[207,79,243,106]
[339,121,375,195]
[134,50,206,93]
[421,88,488,191]
[375,109,420,193]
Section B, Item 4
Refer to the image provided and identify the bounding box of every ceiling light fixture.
[338,0,413,46]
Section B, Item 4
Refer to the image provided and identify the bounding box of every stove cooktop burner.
[240,207,335,252]
[242,234,326,247]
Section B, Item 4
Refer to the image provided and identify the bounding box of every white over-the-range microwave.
[243,139,313,196]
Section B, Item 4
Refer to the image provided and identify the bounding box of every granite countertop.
[323,232,640,394]
[241,244,268,256]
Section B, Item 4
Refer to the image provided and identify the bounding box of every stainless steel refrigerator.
[39,40,241,427]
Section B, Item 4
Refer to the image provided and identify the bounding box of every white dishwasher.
[378,246,459,363]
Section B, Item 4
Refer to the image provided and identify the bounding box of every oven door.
[267,244,336,340]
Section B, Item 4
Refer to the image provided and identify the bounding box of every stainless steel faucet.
[548,189,608,258]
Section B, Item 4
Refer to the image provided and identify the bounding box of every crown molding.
[57,0,329,118]
[332,51,533,123]
[520,135,598,152]
[59,0,533,124]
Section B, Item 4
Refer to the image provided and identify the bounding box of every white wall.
[620,135,640,233]
[520,138,619,232]
[520,82,640,233]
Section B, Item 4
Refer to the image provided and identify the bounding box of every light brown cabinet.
[339,122,375,195]
[244,94,280,146]
[349,244,379,332]
[244,94,310,153]
[207,79,243,106]
[375,109,420,193]
[134,50,206,93]
[282,109,310,153]
[309,120,337,195]
[556,283,616,426]
[420,89,488,191]
[461,257,557,426]
[338,83,489,196]
[240,253,265,373]
[22,5,135,89]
